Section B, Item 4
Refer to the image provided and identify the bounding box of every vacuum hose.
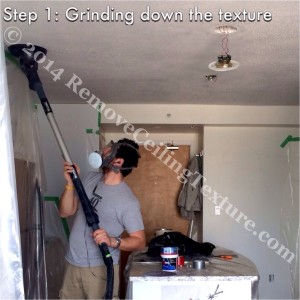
[8,44,114,299]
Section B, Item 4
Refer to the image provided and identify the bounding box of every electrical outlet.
[215,206,221,215]
[269,274,275,282]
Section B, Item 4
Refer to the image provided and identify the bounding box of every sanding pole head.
[8,44,47,90]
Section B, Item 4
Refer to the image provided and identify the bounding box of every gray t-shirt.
[65,171,144,267]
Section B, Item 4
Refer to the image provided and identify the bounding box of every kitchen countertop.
[126,247,259,282]
[125,247,260,299]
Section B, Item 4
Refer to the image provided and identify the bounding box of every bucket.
[161,247,179,272]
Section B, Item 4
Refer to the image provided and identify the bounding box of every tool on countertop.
[213,255,237,260]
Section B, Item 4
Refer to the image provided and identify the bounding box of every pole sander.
[8,44,114,299]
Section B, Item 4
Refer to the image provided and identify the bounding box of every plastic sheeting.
[5,54,47,298]
[0,38,24,300]
[280,142,300,299]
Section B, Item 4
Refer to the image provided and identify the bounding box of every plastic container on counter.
[160,247,179,272]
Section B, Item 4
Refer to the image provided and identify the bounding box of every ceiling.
[2,1,299,105]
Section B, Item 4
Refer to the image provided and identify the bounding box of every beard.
[101,166,110,174]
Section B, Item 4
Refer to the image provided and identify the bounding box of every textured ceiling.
[2,1,299,105]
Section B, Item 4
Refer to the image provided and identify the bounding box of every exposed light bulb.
[208,54,239,72]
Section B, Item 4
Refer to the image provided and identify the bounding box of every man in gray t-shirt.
[59,138,145,299]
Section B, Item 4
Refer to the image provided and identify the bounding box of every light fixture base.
[215,25,237,34]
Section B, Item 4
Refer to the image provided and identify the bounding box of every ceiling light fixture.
[208,26,239,72]
[208,55,239,72]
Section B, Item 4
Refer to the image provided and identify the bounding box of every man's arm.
[93,229,146,251]
[58,162,79,218]
[118,230,146,251]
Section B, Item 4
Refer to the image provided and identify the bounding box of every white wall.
[97,104,299,125]
[39,104,299,126]
[203,126,299,299]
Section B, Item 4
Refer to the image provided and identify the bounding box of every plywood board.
[125,145,190,241]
